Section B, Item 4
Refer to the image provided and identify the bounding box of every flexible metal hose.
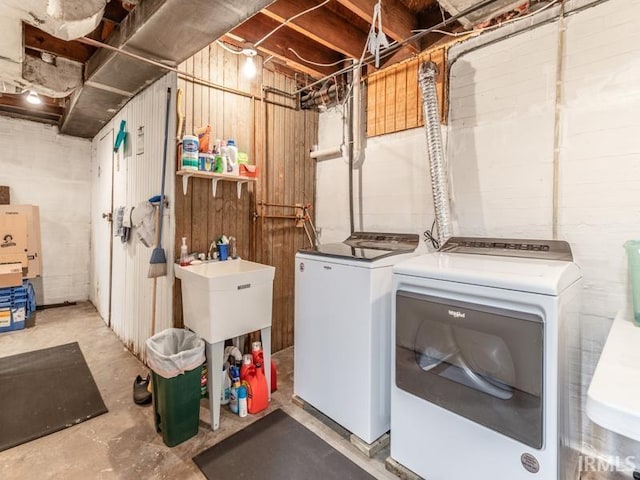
[419,61,452,244]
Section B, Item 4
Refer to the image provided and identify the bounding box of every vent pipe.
[418,61,452,245]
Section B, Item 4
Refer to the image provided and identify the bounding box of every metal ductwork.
[0,0,104,97]
[418,61,452,245]
[60,0,275,138]
[436,0,526,29]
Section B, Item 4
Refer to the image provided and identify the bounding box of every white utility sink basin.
[175,259,275,344]
[175,258,276,431]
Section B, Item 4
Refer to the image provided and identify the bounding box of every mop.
[148,87,172,278]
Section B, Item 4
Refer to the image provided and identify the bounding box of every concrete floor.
[0,302,397,480]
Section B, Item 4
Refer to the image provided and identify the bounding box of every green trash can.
[146,328,205,447]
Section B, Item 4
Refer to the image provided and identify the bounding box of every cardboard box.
[0,205,42,278]
[0,263,22,288]
[0,213,28,268]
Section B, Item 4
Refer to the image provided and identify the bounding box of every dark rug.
[193,409,376,480]
[0,342,108,452]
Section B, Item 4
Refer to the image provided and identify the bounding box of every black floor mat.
[193,409,376,480]
[0,342,108,452]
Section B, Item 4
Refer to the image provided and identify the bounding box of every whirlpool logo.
[448,310,466,319]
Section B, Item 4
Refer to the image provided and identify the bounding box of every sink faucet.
[229,236,237,259]
[208,240,217,260]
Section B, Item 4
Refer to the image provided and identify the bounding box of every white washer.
[391,238,582,480]
[294,232,419,444]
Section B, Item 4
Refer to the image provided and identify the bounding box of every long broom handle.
[157,87,171,245]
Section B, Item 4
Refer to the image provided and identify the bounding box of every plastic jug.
[240,353,254,381]
[243,364,269,414]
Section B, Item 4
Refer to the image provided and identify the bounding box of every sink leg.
[206,340,225,430]
[260,326,271,401]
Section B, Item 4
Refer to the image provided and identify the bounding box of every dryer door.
[395,290,543,449]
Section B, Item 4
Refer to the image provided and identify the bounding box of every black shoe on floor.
[133,374,152,405]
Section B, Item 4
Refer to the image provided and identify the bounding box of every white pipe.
[310,145,343,159]
[352,62,365,169]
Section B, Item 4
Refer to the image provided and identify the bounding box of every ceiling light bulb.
[26,90,41,105]
[243,56,257,79]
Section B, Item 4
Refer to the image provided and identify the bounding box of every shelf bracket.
[182,173,192,196]
[237,181,249,199]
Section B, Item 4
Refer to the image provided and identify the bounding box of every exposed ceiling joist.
[334,0,419,51]
[263,0,369,60]
[0,94,64,123]
[24,23,96,64]
[231,12,345,79]
[102,0,130,23]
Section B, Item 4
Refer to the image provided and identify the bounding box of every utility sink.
[175,258,276,431]
[175,259,275,344]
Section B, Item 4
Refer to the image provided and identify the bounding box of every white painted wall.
[0,116,91,304]
[91,73,177,360]
[316,0,640,470]
[315,108,437,247]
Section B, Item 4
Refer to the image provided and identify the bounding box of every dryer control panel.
[439,236,573,261]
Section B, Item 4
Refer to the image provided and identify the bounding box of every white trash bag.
[145,328,205,379]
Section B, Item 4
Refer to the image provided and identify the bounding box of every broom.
[148,87,172,278]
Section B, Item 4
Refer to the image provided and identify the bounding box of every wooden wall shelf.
[176,170,256,199]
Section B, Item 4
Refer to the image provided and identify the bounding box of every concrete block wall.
[0,116,91,304]
[316,0,640,474]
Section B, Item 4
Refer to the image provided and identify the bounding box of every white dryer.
[391,238,582,480]
[294,232,419,444]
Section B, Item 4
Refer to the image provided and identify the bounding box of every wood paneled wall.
[367,47,447,137]
[174,43,318,353]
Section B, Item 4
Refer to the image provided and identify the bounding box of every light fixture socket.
[26,90,41,105]
[241,43,257,57]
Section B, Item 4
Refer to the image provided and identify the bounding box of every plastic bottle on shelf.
[181,135,199,170]
[220,144,230,174]
[226,139,239,175]
[179,237,189,266]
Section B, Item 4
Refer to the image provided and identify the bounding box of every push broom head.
[148,246,167,278]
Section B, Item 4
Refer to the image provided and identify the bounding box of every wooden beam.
[24,23,95,63]
[0,94,65,118]
[263,0,369,59]
[377,44,417,69]
[333,0,418,50]
[231,13,344,78]
[103,0,130,23]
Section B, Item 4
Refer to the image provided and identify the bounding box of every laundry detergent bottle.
[240,353,254,381]
[244,364,269,415]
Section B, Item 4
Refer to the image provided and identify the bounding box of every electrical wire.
[287,48,345,67]
[413,0,561,37]
[215,40,243,55]
[423,219,441,249]
[255,0,330,47]
[292,0,516,95]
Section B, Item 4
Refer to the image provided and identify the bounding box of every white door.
[91,130,114,325]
